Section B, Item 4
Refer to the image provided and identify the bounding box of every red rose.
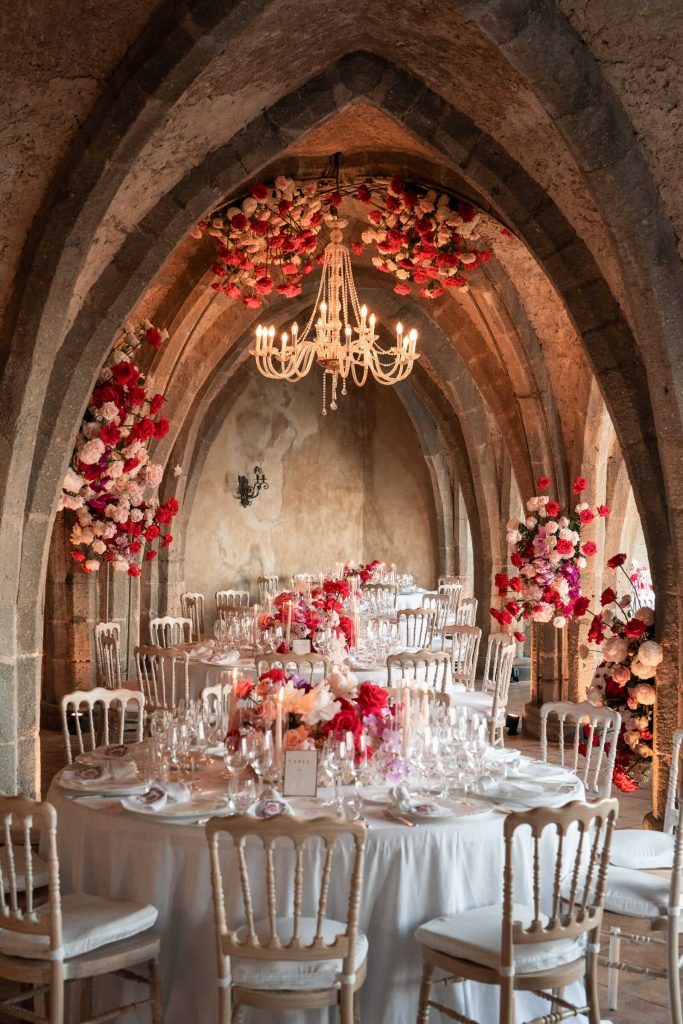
[505,600,520,617]
[509,576,523,593]
[129,541,142,554]
[607,552,627,569]
[324,705,362,738]
[165,498,179,516]
[597,505,611,518]
[582,541,597,557]
[494,572,509,590]
[128,564,141,577]
[389,175,405,195]
[250,182,270,201]
[355,682,389,718]
[613,766,638,793]
[573,596,590,617]
[111,361,139,387]
[352,242,363,256]
[556,538,574,556]
[71,549,85,562]
[145,524,160,541]
[546,501,560,518]
[259,668,287,684]
[128,386,146,406]
[230,213,248,231]
[242,295,263,309]
[536,476,551,490]
[100,423,120,446]
[514,632,526,644]
[572,475,587,494]
[146,326,163,349]
[161,533,173,548]
[255,276,274,295]
[149,393,165,415]
[355,185,371,204]
[145,549,157,561]
[601,588,616,606]
[393,283,411,295]
[153,416,170,439]
[624,618,646,639]
[511,552,523,568]
[587,614,605,643]
[579,508,594,525]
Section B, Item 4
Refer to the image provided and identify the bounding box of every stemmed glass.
[244,730,275,793]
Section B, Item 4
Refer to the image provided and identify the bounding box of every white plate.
[384,798,491,824]
[125,794,234,821]
[360,786,391,805]
[76,744,138,764]
[510,760,576,784]
[59,776,149,797]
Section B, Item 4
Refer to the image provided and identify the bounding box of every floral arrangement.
[344,559,384,584]
[261,579,355,652]
[197,176,491,308]
[58,321,179,575]
[585,552,660,791]
[491,475,610,639]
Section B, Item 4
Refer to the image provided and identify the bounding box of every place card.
[283,749,318,797]
[291,638,311,654]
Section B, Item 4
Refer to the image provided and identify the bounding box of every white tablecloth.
[395,588,435,612]
[48,770,589,1024]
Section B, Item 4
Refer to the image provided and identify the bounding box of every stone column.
[523,622,568,737]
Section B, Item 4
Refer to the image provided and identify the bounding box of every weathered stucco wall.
[185,373,438,621]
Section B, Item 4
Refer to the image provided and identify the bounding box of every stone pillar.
[523,622,568,737]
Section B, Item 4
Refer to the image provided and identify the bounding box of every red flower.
[145,524,160,542]
[123,457,140,474]
[579,508,594,525]
[546,501,560,518]
[242,295,263,309]
[71,549,85,562]
[536,476,551,490]
[352,242,363,256]
[128,564,141,577]
[250,183,270,201]
[572,475,587,494]
[613,766,638,793]
[355,682,389,718]
[494,572,509,591]
[601,587,616,606]
[128,386,146,406]
[145,549,157,561]
[389,175,405,195]
[327,191,342,207]
[582,541,597,557]
[161,533,173,548]
[100,423,120,446]
[355,185,371,203]
[607,552,627,569]
[146,326,163,349]
[514,632,526,644]
[255,276,274,295]
[149,393,165,415]
[393,283,411,295]
[597,505,611,518]
[624,618,646,639]
[153,416,170,439]
[324,704,362,738]
[509,577,523,593]
[511,552,524,569]
[129,541,142,554]
[587,615,605,643]
[111,361,139,387]
[259,668,287,685]
[556,538,574,556]
[230,213,248,231]
[573,596,590,617]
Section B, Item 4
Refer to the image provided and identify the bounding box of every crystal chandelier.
[252,216,419,415]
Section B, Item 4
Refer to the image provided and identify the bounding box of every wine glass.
[245,731,274,793]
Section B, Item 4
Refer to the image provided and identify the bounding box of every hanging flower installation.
[197,176,491,308]
[58,321,179,576]
[584,553,659,792]
[491,475,609,640]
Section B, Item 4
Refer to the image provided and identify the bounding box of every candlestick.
[401,678,411,754]
[285,601,292,646]
[275,687,284,771]
[421,688,429,725]
[229,667,239,732]
[252,603,259,648]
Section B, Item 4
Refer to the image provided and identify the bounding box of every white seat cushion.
[0,892,157,960]
[450,692,494,712]
[609,829,674,869]
[232,917,367,991]
[0,848,50,893]
[416,903,585,974]
[561,865,674,919]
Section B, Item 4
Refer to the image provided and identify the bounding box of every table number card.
[283,749,318,797]
[291,638,311,654]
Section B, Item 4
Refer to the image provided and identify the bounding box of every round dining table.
[47,765,589,1024]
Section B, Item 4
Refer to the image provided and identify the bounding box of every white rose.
[84,559,100,572]
[78,438,105,465]
[109,462,124,478]
[520,565,537,578]
[130,508,144,523]
[549,551,562,564]
[559,517,569,528]
[639,743,654,758]
[63,467,85,493]
[634,683,656,705]
[274,175,293,193]
[577,557,587,569]
[638,640,663,668]
[507,530,521,545]
[586,685,604,707]
[92,539,106,554]
[603,636,628,663]
[102,524,116,540]
[575,502,589,512]
[631,658,656,680]
[526,497,541,512]
[624,730,640,750]
[538,495,550,506]
[545,520,558,534]
[635,606,655,626]
[525,517,537,530]
[98,367,113,382]
[553,616,567,629]
[99,402,120,423]
[559,528,573,541]
[532,603,554,623]
[112,560,129,573]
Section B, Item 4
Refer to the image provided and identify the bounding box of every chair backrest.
[397,608,435,650]
[255,651,330,684]
[134,645,190,712]
[482,633,516,695]
[257,576,279,602]
[387,650,450,693]
[438,574,464,589]
[540,701,622,799]
[93,621,122,688]
[59,687,145,764]
[501,798,618,977]
[387,686,450,711]
[421,593,450,634]
[206,815,367,993]
[0,796,62,957]
[437,581,462,621]
[448,624,482,689]
[663,728,683,833]
[180,592,205,640]
[216,589,250,610]
[362,583,398,614]
[456,596,478,627]
[149,615,192,647]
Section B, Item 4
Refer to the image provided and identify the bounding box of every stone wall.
[185,373,438,625]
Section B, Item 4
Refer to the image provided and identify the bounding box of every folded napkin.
[498,780,546,798]
[246,790,294,819]
[388,784,446,818]
[201,652,239,665]
[121,782,191,812]
[190,643,214,657]
[508,760,574,782]
[62,761,138,785]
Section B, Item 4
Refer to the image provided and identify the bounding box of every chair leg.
[499,976,514,1024]
[417,960,435,1024]
[339,983,354,1024]
[353,989,362,1024]
[667,920,682,1024]
[148,957,163,1024]
[80,977,93,1022]
[49,977,64,1024]
[607,926,621,1011]
[218,982,232,1024]
[585,946,601,1024]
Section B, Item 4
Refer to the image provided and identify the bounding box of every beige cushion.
[601,866,673,918]
[416,903,585,974]
[609,829,674,870]
[0,892,157,960]
[0,848,50,893]
[232,917,367,991]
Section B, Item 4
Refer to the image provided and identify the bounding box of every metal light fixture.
[252,215,419,415]
[236,467,268,507]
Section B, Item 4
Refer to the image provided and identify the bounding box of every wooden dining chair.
[601,770,683,1020]
[387,650,450,693]
[0,795,161,1024]
[205,815,368,1024]
[437,581,462,622]
[59,687,145,764]
[416,798,618,1024]
[149,615,192,647]
[397,608,435,651]
[540,700,622,800]
[134,644,190,712]
[93,621,122,688]
[421,594,450,649]
[450,633,515,745]
[362,582,398,614]
[180,592,205,640]
[456,596,478,627]
[216,589,250,612]
[255,651,330,684]
[448,624,482,690]
[257,575,279,602]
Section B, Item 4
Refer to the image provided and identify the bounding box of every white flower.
[296,684,341,726]
[526,497,541,512]
[635,606,655,626]
[603,636,628,663]
[62,493,84,510]
[575,502,589,512]
[624,730,640,750]
[638,640,663,668]
[639,743,654,758]
[537,495,549,506]
[532,603,554,623]
[83,422,101,439]
[78,439,105,464]
[63,467,85,493]
[586,685,604,707]
[577,557,587,569]
[506,530,521,545]
[112,560,129,573]
[559,517,569,528]
[241,197,258,215]
[523,584,543,602]
[559,528,573,541]
[80,528,94,545]
[545,520,558,534]
[602,608,615,624]
[525,516,537,529]
[633,682,656,705]
[553,616,567,629]
[84,559,100,572]
[99,402,120,423]
[92,539,106,554]
[631,658,656,680]
[520,565,537,578]
[173,465,183,477]
[274,175,293,193]
[102,524,116,540]
[98,367,113,382]
[548,552,562,564]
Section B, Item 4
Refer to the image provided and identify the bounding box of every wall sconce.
[236,466,268,507]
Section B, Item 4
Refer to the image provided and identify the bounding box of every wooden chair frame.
[149,615,192,648]
[448,624,482,690]
[59,687,145,764]
[180,592,205,641]
[421,594,451,648]
[362,583,398,613]
[417,798,618,1024]
[255,652,330,684]
[540,701,622,799]
[456,597,478,627]
[0,796,161,1024]
[134,644,190,712]
[397,609,435,651]
[206,815,367,1024]
[387,650,450,693]
[437,581,462,622]
[256,576,279,602]
[216,590,250,611]
[93,622,123,689]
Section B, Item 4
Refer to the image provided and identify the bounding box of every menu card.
[283,749,318,797]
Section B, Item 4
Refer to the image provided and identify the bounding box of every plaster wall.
[185,373,438,623]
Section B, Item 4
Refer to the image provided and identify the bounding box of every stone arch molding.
[0,11,681,798]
